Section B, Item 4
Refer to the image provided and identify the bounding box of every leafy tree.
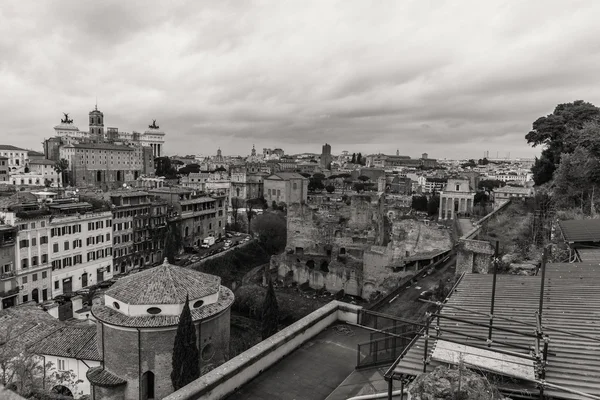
[477,158,489,165]
[478,180,505,190]
[525,100,600,185]
[411,195,428,212]
[325,185,335,193]
[164,220,183,263]
[171,296,200,391]
[351,153,356,163]
[155,157,179,179]
[358,175,370,182]
[261,280,279,340]
[308,177,325,192]
[353,182,365,192]
[231,197,244,231]
[246,198,263,234]
[53,158,69,188]
[178,163,201,175]
[299,172,311,178]
[474,191,489,206]
[312,173,326,181]
[251,213,287,255]
[460,159,476,168]
[427,195,440,216]
[0,326,83,397]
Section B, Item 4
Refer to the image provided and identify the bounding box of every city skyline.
[4,1,600,158]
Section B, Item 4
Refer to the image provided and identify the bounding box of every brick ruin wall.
[272,194,453,299]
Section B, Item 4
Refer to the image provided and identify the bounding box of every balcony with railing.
[0,276,19,298]
[0,226,17,247]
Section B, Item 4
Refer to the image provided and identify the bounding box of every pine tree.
[351,153,356,163]
[356,153,362,165]
[261,280,279,340]
[171,296,200,390]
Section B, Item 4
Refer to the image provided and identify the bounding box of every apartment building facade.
[148,188,227,248]
[0,225,18,309]
[15,216,52,305]
[49,206,114,297]
[110,191,168,273]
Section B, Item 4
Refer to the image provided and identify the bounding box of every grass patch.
[233,284,329,325]
[192,242,270,287]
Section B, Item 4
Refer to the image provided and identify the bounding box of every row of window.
[19,221,46,230]
[51,255,82,270]
[114,234,132,245]
[21,271,47,284]
[51,224,82,237]
[267,189,282,197]
[21,255,48,269]
[50,247,113,270]
[19,236,48,248]
[87,247,113,261]
[113,222,132,231]
[182,202,217,213]
[88,220,112,230]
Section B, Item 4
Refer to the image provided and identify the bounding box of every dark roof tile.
[106,259,220,305]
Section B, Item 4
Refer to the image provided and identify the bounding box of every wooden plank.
[431,340,536,381]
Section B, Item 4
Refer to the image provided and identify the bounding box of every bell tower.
[89,103,104,143]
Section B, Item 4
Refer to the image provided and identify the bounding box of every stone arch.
[306,259,315,269]
[339,247,346,255]
[96,171,102,182]
[320,260,329,272]
[51,385,73,397]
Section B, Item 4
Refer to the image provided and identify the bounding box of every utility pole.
[488,240,499,347]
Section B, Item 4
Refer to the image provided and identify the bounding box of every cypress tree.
[171,296,200,390]
[261,280,280,340]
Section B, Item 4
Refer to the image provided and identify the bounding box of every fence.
[356,309,424,368]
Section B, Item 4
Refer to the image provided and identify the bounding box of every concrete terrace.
[227,323,370,400]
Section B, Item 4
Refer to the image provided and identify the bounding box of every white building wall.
[50,212,114,297]
[43,354,101,398]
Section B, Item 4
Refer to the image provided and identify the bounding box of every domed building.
[87,259,234,400]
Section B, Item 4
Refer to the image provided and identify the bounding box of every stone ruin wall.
[273,195,385,297]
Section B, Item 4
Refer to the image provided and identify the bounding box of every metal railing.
[357,329,417,368]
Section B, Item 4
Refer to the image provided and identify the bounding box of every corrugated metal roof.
[392,264,600,400]
[558,219,600,243]
[575,248,600,262]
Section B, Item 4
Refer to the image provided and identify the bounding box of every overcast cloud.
[2,0,600,159]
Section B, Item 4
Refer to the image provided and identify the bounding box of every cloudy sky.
[2,0,599,159]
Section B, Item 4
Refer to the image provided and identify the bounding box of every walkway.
[457,218,473,237]
[226,323,371,400]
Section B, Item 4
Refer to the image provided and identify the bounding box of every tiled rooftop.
[105,259,221,305]
[86,366,127,387]
[30,325,100,361]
